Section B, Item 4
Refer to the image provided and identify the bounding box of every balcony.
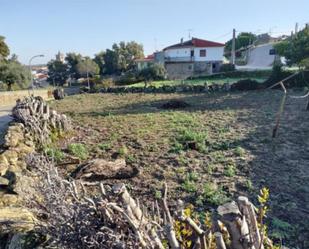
[165,56,195,62]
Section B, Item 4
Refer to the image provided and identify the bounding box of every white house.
[163,38,225,79]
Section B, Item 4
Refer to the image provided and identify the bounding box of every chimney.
[180,38,184,44]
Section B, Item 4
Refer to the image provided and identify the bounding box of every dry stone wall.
[0,89,53,107]
[0,96,71,235]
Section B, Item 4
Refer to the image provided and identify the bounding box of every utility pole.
[231,28,236,65]
[187,29,193,39]
[86,62,90,89]
[154,38,157,52]
[295,22,299,34]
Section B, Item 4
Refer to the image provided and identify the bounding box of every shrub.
[219,63,235,72]
[101,78,114,88]
[68,143,88,160]
[189,70,271,80]
[264,64,309,88]
[263,64,291,88]
[116,70,142,85]
[139,64,167,82]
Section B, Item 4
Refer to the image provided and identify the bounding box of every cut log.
[71,158,139,181]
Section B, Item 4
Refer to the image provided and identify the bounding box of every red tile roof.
[163,38,225,50]
[145,54,155,59]
[135,54,155,62]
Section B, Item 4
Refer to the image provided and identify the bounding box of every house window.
[200,49,206,57]
[190,50,194,57]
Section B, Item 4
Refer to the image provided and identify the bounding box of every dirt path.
[0,105,13,144]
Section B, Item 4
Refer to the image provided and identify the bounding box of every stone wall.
[0,96,71,243]
[165,61,223,79]
[165,62,194,80]
[98,82,232,94]
[194,61,212,74]
[0,122,37,233]
[0,89,53,106]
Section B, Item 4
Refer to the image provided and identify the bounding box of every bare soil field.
[50,90,309,248]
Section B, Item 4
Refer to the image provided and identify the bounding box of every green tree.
[0,36,10,59]
[0,60,31,90]
[225,32,257,53]
[76,58,99,78]
[97,41,144,75]
[94,51,105,75]
[274,26,309,68]
[113,41,144,72]
[9,54,18,62]
[103,49,119,75]
[65,53,83,79]
[47,60,69,86]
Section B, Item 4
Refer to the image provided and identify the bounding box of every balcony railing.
[165,56,195,62]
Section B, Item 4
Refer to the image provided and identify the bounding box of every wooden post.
[231,29,236,65]
[214,232,227,249]
[272,93,287,138]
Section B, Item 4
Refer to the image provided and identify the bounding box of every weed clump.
[202,182,230,206]
[234,146,245,156]
[68,143,88,160]
[98,142,112,151]
[172,129,208,153]
[181,172,199,193]
[44,147,64,162]
[224,163,236,177]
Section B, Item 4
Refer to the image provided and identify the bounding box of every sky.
[0,0,308,64]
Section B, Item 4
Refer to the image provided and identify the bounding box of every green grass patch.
[68,143,88,160]
[181,172,199,193]
[224,164,236,177]
[126,74,268,88]
[234,146,245,156]
[202,182,230,206]
[44,147,64,162]
[173,128,208,153]
[98,142,112,151]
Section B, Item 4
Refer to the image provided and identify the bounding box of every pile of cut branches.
[12,96,71,145]
[22,152,278,249]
